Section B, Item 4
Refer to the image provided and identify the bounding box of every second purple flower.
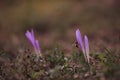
[76,29,90,63]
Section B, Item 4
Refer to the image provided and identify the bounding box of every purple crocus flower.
[76,29,90,63]
[25,29,41,56]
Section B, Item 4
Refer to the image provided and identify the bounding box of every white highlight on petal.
[35,40,41,53]
[84,35,90,63]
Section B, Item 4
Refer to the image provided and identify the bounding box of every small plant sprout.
[76,29,90,63]
[25,29,42,57]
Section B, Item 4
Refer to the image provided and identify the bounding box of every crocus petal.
[84,35,90,63]
[76,29,87,62]
[25,30,35,47]
[76,29,85,54]
[25,31,33,43]
[35,40,41,53]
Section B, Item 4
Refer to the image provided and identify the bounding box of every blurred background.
[0,0,120,54]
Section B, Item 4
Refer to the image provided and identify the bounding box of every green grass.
[0,45,120,80]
